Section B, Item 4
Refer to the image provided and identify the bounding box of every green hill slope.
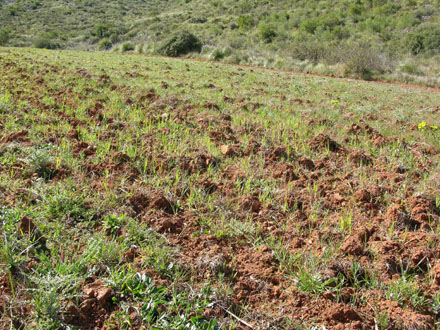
[1,0,440,84]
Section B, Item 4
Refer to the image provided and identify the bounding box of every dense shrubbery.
[157,30,202,57]
[406,25,440,55]
[258,24,276,43]
[98,38,112,50]
[121,42,135,52]
[238,15,256,30]
[211,48,232,60]
[290,41,390,79]
[2,0,440,82]
[33,32,60,49]
[339,45,389,79]
[0,29,10,46]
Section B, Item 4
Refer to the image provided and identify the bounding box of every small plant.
[0,92,12,113]
[339,211,353,234]
[418,121,438,131]
[385,266,428,311]
[294,267,343,295]
[46,189,92,223]
[103,214,125,237]
[433,292,440,316]
[27,149,56,180]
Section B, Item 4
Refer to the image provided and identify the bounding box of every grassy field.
[2,47,440,329]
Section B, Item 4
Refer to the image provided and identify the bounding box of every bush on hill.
[99,39,112,50]
[0,28,10,46]
[121,42,135,52]
[258,24,277,43]
[33,33,60,49]
[157,30,202,57]
[406,25,440,55]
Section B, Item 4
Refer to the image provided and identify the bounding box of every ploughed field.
[2,47,440,330]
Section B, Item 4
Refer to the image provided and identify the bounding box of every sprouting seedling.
[340,211,352,234]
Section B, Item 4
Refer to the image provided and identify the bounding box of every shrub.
[157,30,202,57]
[258,24,277,43]
[349,4,363,17]
[110,33,120,44]
[400,61,423,75]
[93,24,111,38]
[8,5,18,16]
[300,19,319,34]
[121,42,135,52]
[291,41,329,63]
[33,34,60,49]
[406,25,440,55]
[98,38,112,50]
[339,45,389,79]
[211,48,231,60]
[237,15,256,30]
[0,28,10,46]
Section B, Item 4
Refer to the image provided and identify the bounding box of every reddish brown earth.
[2,49,440,329]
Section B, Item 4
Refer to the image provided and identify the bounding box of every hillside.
[1,0,440,85]
[2,47,440,329]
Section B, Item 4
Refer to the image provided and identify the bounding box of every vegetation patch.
[1,47,440,329]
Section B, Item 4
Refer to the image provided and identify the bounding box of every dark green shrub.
[98,38,112,50]
[34,34,60,49]
[406,25,440,55]
[93,24,111,38]
[0,28,10,46]
[211,48,232,60]
[110,33,120,44]
[8,6,18,16]
[332,26,350,40]
[300,19,319,34]
[349,5,363,17]
[121,42,135,52]
[237,15,256,30]
[157,30,202,57]
[258,24,277,43]
[31,0,41,10]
